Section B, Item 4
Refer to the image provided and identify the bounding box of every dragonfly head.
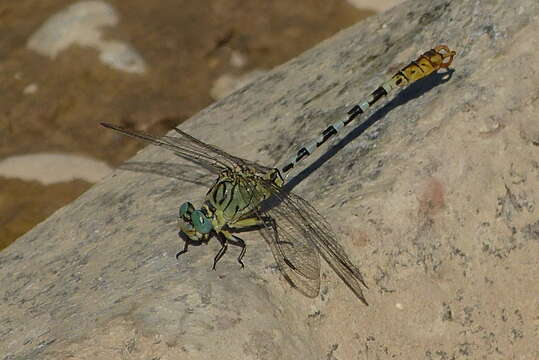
[178,201,213,240]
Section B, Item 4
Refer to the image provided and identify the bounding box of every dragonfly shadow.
[283,69,455,193]
[119,161,215,187]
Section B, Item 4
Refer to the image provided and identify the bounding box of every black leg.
[176,233,190,260]
[227,235,246,269]
[237,243,246,268]
[213,234,228,270]
[176,231,210,262]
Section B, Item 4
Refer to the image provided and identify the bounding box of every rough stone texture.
[1,0,538,358]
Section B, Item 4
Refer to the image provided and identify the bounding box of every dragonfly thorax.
[203,167,284,229]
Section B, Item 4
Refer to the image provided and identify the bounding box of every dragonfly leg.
[176,231,208,261]
[237,241,246,268]
[213,233,228,270]
[222,231,246,268]
[175,238,189,260]
[176,231,200,260]
[227,216,265,230]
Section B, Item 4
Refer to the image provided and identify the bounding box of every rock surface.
[1,0,538,359]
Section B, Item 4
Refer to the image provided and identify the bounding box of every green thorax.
[205,166,283,230]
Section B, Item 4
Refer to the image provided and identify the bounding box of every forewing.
[119,161,216,187]
[102,123,272,174]
[263,184,369,305]
[171,128,273,174]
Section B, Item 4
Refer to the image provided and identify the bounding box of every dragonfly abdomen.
[279,45,455,174]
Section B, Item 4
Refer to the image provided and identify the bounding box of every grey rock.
[2,0,538,358]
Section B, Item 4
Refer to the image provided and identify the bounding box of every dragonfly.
[101,45,455,305]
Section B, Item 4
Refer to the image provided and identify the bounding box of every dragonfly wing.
[119,161,216,187]
[102,123,271,174]
[257,214,321,298]
[171,128,274,174]
[264,185,369,305]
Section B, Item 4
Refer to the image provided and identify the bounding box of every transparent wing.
[101,123,273,175]
[257,208,321,297]
[119,161,216,187]
[260,183,368,305]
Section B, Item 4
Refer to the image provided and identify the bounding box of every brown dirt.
[0,177,91,249]
[0,0,374,249]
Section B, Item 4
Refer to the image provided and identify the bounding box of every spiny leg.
[227,216,266,230]
[175,239,189,260]
[222,216,267,268]
[213,233,228,270]
[176,231,199,260]
[221,231,246,268]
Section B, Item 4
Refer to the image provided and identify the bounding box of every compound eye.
[191,210,213,234]
[179,202,195,219]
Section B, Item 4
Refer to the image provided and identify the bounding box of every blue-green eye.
[191,210,213,234]
[179,202,194,219]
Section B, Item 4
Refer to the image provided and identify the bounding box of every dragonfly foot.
[176,238,189,260]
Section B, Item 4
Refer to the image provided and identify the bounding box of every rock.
[22,83,38,95]
[1,0,538,359]
[0,153,112,185]
[346,0,404,12]
[26,0,147,74]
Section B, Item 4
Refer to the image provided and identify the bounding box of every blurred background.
[0,0,403,249]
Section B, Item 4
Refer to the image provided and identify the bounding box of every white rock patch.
[346,0,404,12]
[27,0,147,74]
[0,153,112,185]
[23,83,38,94]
